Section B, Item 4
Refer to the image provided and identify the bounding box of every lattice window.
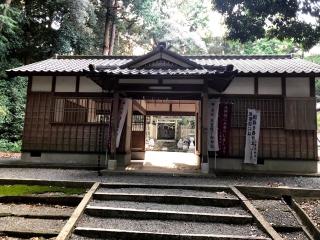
[221,97,284,128]
[51,97,112,124]
[132,115,145,131]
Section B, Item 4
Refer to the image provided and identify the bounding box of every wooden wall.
[221,96,317,160]
[22,92,112,153]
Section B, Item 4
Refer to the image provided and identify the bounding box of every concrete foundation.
[21,152,131,168]
[210,157,319,173]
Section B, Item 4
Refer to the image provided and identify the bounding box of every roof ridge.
[55,54,293,60]
[187,54,293,60]
[55,55,136,60]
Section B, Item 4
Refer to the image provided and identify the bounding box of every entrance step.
[69,184,271,240]
[93,192,240,207]
[73,227,271,240]
[90,199,249,216]
[98,184,234,198]
[100,183,229,192]
[85,205,253,224]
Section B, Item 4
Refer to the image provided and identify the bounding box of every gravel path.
[252,200,300,227]
[70,235,115,240]
[90,200,249,215]
[0,203,74,217]
[97,187,236,198]
[0,217,66,233]
[0,237,56,240]
[0,168,320,188]
[78,215,267,237]
[280,231,309,240]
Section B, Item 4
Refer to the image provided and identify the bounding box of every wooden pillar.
[110,91,119,159]
[201,83,209,166]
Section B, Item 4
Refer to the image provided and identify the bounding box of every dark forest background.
[1,0,320,151]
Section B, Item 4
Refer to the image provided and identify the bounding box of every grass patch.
[0,184,85,196]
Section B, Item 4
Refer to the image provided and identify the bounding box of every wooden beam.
[201,81,209,165]
[110,91,119,159]
[310,76,315,97]
[281,76,286,96]
[132,100,146,115]
[146,111,195,116]
[254,76,258,95]
[230,187,283,240]
[56,182,100,240]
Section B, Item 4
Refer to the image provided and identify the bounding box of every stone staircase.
[70,183,272,240]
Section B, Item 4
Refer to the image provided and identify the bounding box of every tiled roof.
[92,67,221,75]
[7,55,320,76]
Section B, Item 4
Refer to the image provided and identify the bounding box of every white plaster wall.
[258,77,282,95]
[31,76,52,92]
[286,77,310,97]
[223,77,254,94]
[79,77,102,92]
[55,76,76,92]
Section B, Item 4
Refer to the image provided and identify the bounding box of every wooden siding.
[285,97,316,130]
[22,92,112,153]
[22,93,317,160]
[221,96,317,160]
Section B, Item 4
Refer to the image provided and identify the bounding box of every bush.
[0,139,21,152]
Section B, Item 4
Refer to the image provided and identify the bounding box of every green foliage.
[213,0,320,50]
[0,184,85,196]
[305,55,320,64]
[242,38,297,55]
[0,139,21,152]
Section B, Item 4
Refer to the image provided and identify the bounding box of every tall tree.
[213,0,320,50]
[0,0,12,33]
[102,0,118,55]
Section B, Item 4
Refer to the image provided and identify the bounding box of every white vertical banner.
[244,109,261,164]
[207,98,220,151]
[116,98,129,148]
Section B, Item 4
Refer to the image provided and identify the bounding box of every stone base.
[21,152,131,168]
[210,157,319,173]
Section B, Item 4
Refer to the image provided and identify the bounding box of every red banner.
[218,103,232,157]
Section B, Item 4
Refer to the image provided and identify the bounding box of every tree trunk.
[102,0,112,55]
[102,0,117,55]
[109,20,116,55]
[0,0,13,33]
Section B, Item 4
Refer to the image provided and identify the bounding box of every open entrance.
[128,99,201,173]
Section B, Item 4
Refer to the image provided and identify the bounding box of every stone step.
[0,212,70,219]
[97,186,236,199]
[85,205,253,224]
[0,229,57,239]
[74,227,272,240]
[100,183,229,192]
[90,199,249,216]
[93,192,240,207]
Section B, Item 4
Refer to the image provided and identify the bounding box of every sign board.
[244,109,261,164]
[207,98,220,151]
[218,103,232,157]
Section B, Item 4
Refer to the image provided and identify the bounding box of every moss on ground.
[0,184,85,196]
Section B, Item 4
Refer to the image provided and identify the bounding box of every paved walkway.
[0,167,319,189]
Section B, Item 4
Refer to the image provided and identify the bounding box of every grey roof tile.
[7,55,320,76]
